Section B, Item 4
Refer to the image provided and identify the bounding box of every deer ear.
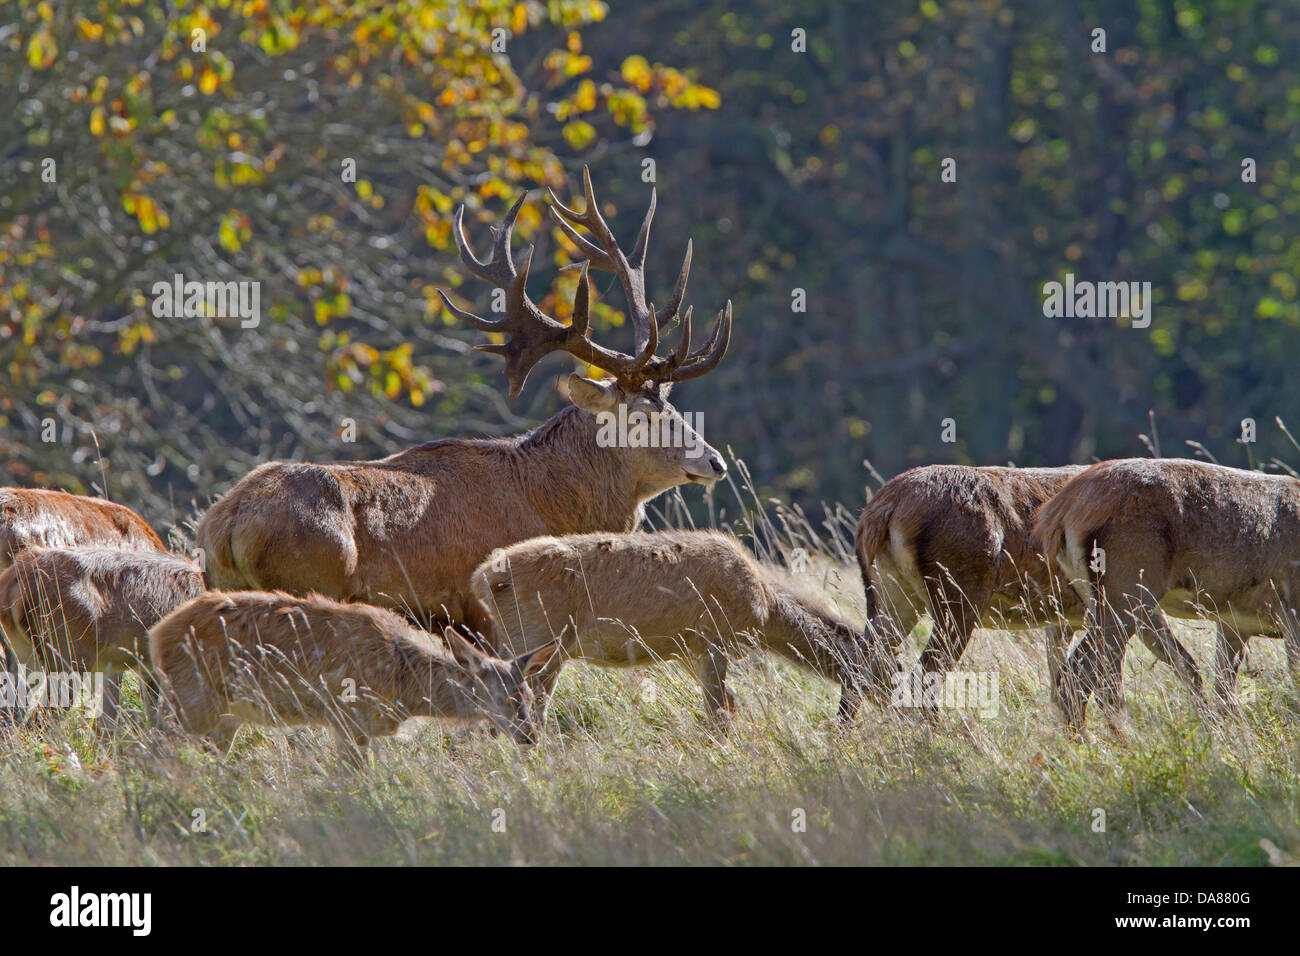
[444,629,486,671]
[512,640,561,679]
[567,374,620,413]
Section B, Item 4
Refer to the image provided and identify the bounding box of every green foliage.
[590,0,1300,506]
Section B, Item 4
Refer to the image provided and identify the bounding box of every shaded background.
[3,0,1297,538]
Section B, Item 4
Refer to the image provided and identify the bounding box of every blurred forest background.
[2,0,1298,537]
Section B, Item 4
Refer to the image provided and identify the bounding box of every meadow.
[1,474,1295,867]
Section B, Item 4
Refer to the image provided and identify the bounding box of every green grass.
[1,603,1296,866]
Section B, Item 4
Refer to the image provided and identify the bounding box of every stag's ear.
[444,629,487,672]
[512,640,561,679]
[567,374,620,413]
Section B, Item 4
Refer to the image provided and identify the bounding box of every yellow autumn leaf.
[621,55,652,91]
[219,215,242,252]
[563,120,596,149]
[27,28,57,69]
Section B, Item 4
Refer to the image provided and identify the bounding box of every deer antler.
[439,167,731,395]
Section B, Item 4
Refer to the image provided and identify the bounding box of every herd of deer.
[2,171,1297,763]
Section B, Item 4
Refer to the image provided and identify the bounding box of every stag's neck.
[762,584,859,680]
[514,406,643,534]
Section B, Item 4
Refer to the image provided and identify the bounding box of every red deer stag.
[1033,458,1300,730]
[196,168,731,637]
[470,530,868,727]
[0,488,165,570]
[856,465,1205,714]
[149,590,558,762]
[0,548,204,730]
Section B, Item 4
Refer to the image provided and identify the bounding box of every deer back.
[0,489,164,569]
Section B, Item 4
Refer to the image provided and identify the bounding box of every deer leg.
[692,641,735,729]
[95,670,123,736]
[1044,625,1068,707]
[1093,596,1136,731]
[1213,624,1248,712]
[1057,594,1132,734]
[860,572,917,705]
[0,628,20,731]
[915,573,987,717]
[1134,609,1207,713]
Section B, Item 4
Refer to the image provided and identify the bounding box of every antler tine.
[436,288,504,333]
[654,238,692,330]
[669,301,732,383]
[635,301,659,373]
[665,305,693,373]
[571,261,592,336]
[547,205,616,271]
[547,165,663,356]
[629,188,656,268]
[443,173,732,397]
[452,195,526,287]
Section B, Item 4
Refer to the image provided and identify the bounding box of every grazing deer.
[148,590,559,760]
[470,530,868,726]
[0,488,165,570]
[856,465,1205,714]
[1033,458,1300,730]
[0,548,204,730]
[196,168,731,637]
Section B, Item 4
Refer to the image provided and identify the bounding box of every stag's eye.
[492,580,511,593]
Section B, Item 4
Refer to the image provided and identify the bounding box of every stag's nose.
[707,453,727,478]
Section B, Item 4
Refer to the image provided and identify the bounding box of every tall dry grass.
[0,455,1296,865]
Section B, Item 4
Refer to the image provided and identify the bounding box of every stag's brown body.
[149,590,556,756]
[0,548,204,726]
[197,404,721,632]
[855,464,1203,710]
[196,170,731,634]
[0,488,164,570]
[1034,458,1300,728]
[471,530,867,723]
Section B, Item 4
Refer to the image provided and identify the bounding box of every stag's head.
[439,167,731,493]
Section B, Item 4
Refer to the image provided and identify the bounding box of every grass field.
[2,580,1297,865]
[1,479,1297,866]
